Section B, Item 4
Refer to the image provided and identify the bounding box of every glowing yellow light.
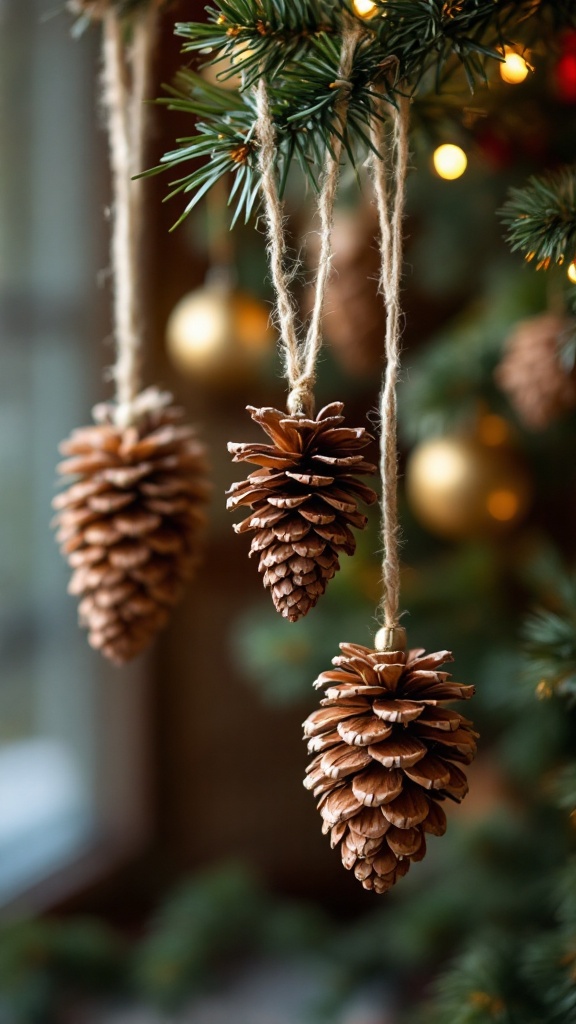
[166,288,231,370]
[166,285,275,378]
[477,414,510,447]
[500,46,530,84]
[353,0,378,16]
[568,260,576,284]
[433,143,467,180]
[486,489,520,522]
[536,680,553,700]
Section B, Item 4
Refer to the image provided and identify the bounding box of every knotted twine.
[100,4,160,429]
[254,20,362,417]
[255,20,410,640]
[371,92,410,642]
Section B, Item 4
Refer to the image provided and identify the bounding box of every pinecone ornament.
[227,403,377,621]
[53,392,210,664]
[303,643,477,893]
[495,312,576,430]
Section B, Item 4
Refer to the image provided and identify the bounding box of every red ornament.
[555,31,576,103]
[475,126,514,170]
[555,53,576,103]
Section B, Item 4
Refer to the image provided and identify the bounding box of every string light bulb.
[352,0,378,16]
[568,260,576,284]
[499,46,530,85]
[433,144,468,180]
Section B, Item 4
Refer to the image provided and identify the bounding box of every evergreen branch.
[500,168,576,270]
[144,36,395,224]
[141,71,261,226]
[364,0,537,92]
[175,0,340,88]
[521,587,576,703]
[521,933,576,1024]
[153,0,570,226]
[421,934,534,1024]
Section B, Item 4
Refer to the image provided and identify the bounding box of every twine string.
[371,93,410,629]
[255,21,361,417]
[101,7,158,429]
[302,23,362,398]
[254,79,302,407]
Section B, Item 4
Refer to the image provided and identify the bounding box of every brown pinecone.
[303,643,477,893]
[495,312,576,430]
[52,395,210,664]
[227,403,377,622]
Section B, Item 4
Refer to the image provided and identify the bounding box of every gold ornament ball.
[166,283,274,381]
[405,426,532,539]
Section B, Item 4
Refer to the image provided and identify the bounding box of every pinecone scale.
[303,643,477,893]
[227,403,377,621]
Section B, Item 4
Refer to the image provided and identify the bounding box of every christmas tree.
[2,1,576,1021]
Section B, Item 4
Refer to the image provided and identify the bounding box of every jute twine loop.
[370,91,410,634]
[101,5,158,429]
[255,20,361,417]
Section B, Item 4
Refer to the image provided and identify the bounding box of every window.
[0,0,149,905]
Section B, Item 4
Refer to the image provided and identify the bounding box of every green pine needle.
[153,0,562,228]
[500,167,576,270]
[521,585,576,703]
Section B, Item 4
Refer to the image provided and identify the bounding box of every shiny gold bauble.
[166,282,274,382]
[405,417,532,539]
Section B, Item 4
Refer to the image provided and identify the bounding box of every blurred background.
[1,1,576,1022]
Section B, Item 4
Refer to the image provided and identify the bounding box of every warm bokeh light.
[166,285,274,377]
[499,46,530,84]
[477,414,510,447]
[353,0,378,16]
[167,288,231,369]
[568,260,576,283]
[433,143,468,180]
[486,489,520,522]
[231,43,256,65]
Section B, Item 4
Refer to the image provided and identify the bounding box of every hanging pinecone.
[227,403,377,622]
[495,312,576,430]
[303,643,477,893]
[52,391,210,664]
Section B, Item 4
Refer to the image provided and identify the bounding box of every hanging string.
[101,7,158,429]
[255,21,361,417]
[370,92,410,631]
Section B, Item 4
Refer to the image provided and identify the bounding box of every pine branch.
[500,167,576,271]
[152,0,576,227]
[521,933,576,1024]
[522,585,576,703]
[175,0,341,88]
[151,0,540,227]
[367,0,522,92]
[143,70,262,227]
[144,30,394,224]
[421,934,537,1024]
